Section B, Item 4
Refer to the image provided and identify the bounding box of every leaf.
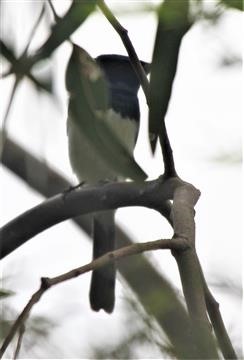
[33,1,97,62]
[220,0,243,11]
[66,44,147,181]
[0,40,53,93]
[148,0,191,153]
[0,289,15,299]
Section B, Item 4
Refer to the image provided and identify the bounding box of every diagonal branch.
[198,261,238,359]
[13,324,25,360]
[0,77,20,157]
[98,0,150,101]
[46,0,60,22]
[98,1,178,178]
[22,4,45,56]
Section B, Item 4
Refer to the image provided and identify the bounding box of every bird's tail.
[89,210,116,313]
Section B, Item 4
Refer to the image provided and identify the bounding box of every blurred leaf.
[33,1,97,62]
[148,0,191,153]
[0,39,53,93]
[220,0,243,11]
[1,1,96,89]
[0,40,16,67]
[66,44,147,181]
[0,289,15,299]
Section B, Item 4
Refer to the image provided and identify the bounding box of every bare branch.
[0,176,182,259]
[13,324,25,360]
[98,0,150,101]
[198,263,238,359]
[159,122,177,178]
[47,0,60,22]
[0,237,188,358]
[0,77,20,157]
[171,184,219,358]
[98,1,178,179]
[22,4,45,56]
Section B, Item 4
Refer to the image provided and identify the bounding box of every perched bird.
[67,52,150,313]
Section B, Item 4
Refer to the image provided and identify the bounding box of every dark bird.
[67,53,150,313]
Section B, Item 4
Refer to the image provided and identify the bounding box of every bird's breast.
[67,108,138,184]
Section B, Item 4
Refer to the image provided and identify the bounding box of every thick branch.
[0,176,182,259]
[0,237,189,358]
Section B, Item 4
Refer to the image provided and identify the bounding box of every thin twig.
[98,1,178,179]
[0,4,47,157]
[159,122,177,177]
[0,77,20,158]
[98,0,150,101]
[47,0,60,22]
[197,259,238,359]
[22,4,45,56]
[13,324,25,360]
[0,237,185,358]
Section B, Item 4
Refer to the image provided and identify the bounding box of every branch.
[199,263,238,359]
[0,176,182,259]
[2,137,204,358]
[159,121,177,178]
[1,137,235,357]
[0,237,189,358]
[46,0,60,22]
[171,184,219,358]
[22,4,45,56]
[98,1,178,178]
[98,0,150,101]
[0,77,20,157]
[13,324,25,360]
[0,6,51,93]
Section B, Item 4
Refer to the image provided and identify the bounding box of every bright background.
[0,0,242,357]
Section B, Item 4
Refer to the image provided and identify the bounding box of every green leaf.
[33,1,97,63]
[0,289,15,299]
[66,44,147,181]
[220,0,243,11]
[148,0,191,153]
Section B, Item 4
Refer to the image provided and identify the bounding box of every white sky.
[0,0,242,357]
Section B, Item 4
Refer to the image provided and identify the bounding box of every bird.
[66,51,150,313]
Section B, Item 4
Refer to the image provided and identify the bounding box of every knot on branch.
[170,234,191,257]
[40,277,51,290]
